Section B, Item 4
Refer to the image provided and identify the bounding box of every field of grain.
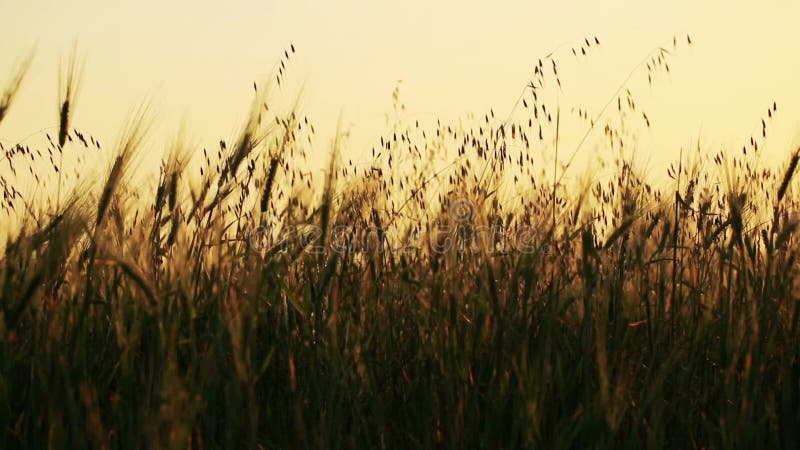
[1,37,799,449]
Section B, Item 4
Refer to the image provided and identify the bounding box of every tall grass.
[1,38,800,449]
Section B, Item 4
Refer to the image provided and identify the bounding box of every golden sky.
[1,0,799,180]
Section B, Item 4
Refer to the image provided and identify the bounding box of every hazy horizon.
[6,4,800,447]
[2,0,799,183]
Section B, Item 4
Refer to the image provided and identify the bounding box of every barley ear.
[0,47,35,127]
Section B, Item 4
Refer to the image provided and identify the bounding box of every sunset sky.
[1,0,799,180]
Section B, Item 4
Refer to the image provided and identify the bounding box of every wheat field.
[1,36,800,450]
